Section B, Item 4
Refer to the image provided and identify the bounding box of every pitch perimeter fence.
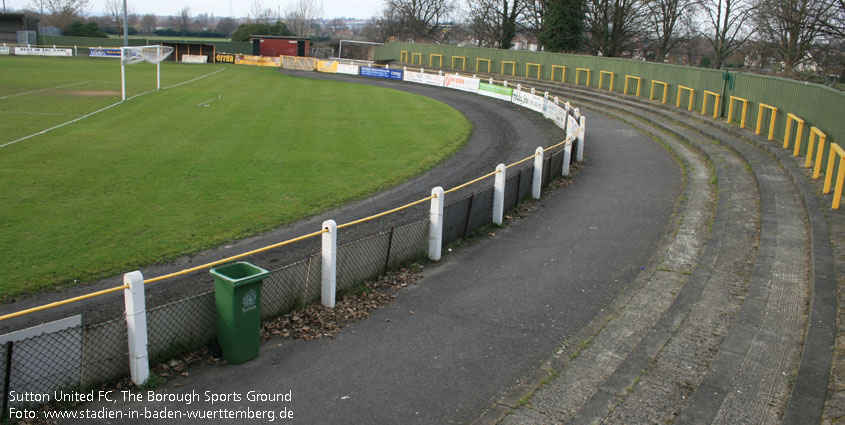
[0,58,585,416]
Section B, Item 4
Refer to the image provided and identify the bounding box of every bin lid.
[210,262,270,287]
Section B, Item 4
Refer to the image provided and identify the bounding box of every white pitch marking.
[0,81,93,100]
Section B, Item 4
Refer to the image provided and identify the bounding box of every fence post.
[429,187,445,261]
[124,271,149,386]
[493,164,506,225]
[563,140,573,177]
[1,341,13,422]
[533,147,544,199]
[577,116,586,162]
[321,220,337,308]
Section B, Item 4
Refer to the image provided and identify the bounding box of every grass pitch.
[0,56,471,299]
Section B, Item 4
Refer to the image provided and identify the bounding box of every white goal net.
[120,45,175,100]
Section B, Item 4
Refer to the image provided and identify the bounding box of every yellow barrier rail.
[756,103,778,141]
[444,170,501,195]
[624,75,641,97]
[338,195,437,229]
[783,113,805,156]
[809,127,828,172]
[727,96,750,128]
[411,52,422,65]
[551,65,566,83]
[0,284,129,321]
[650,80,669,104]
[575,68,591,87]
[451,56,466,70]
[476,58,491,73]
[676,85,695,111]
[599,71,615,92]
[501,60,516,76]
[526,63,542,80]
[702,90,720,118]
[429,54,443,68]
[824,143,845,209]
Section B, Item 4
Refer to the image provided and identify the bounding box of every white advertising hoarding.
[444,74,480,93]
[337,63,359,75]
[14,47,72,56]
[404,70,446,87]
[512,90,545,113]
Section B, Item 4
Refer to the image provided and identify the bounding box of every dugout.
[156,41,216,63]
[0,14,38,43]
[250,35,310,57]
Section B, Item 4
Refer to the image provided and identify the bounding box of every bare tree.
[285,0,323,36]
[754,0,837,71]
[523,0,549,42]
[585,0,646,57]
[379,0,454,41]
[465,0,526,48]
[105,0,134,33]
[29,0,90,30]
[140,13,157,33]
[216,17,237,36]
[699,0,755,68]
[643,0,697,62]
[176,5,191,35]
[249,0,275,24]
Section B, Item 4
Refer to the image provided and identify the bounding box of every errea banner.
[444,74,480,93]
[361,67,403,80]
[512,90,545,114]
[15,47,72,56]
[403,70,445,87]
[89,48,121,58]
[478,82,513,101]
[215,53,236,64]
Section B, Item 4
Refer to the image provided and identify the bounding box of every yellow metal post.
[575,68,591,87]
[756,103,778,141]
[451,56,466,70]
[476,58,491,73]
[650,80,668,104]
[783,113,805,156]
[824,143,845,209]
[430,54,443,68]
[727,96,749,128]
[677,85,695,111]
[411,52,422,65]
[598,71,615,92]
[400,50,408,63]
[551,65,566,83]
[808,127,827,171]
[526,63,541,79]
[702,90,720,118]
[501,60,516,76]
[624,75,641,97]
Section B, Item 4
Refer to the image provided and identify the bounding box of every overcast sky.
[4,0,384,20]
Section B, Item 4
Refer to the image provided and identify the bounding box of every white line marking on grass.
[0,81,93,100]
[1,68,226,149]
[197,94,222,107]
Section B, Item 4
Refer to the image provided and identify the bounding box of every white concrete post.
[429,187,445,261]
[530,87,536,94]
[321,220,337,308]
[421,67,425,73]
[564,102,571,131]
[124,271,149,386]
[493,164,506,225]
[517,83,521,91]
[563,139,573,177]
[544,91,549,98]
[533,147,544,199]
[504,81,508,87]
[489,77,493,84]
[404,66,407,72]
[554,96,559,105]
[439,70,443,76]
[577,116,586,162]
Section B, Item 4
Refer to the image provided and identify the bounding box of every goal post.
[120,45,175,101]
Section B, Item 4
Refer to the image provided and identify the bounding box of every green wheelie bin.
[210,261,269,364]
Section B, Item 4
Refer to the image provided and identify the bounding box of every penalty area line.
[1,67,226,149]
[0,81,93,100]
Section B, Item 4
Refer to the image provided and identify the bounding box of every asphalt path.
[63,79,683,424]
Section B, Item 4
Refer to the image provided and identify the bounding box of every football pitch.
[0,56,471,299]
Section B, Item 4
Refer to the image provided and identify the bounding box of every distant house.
[0,13,39,44]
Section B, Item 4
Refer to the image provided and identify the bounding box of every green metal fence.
[377,42,845,180]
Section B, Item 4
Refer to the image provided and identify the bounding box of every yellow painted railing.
[824,143,845,209]
[809,127,828,172]
[526,63,541,79]
[624,75,641,97]
[411,52,422,65]
[551,65,566,83]
[451,55,466,70]
[677,85,695,111]
[429,53,443,68]
[702,90,720,119]
[756,103,778,141]
[650,80,669,104]
[575,68,591,87]
[501,60,516,76]
[599,71,615,92]
[476,58,491,73]
[784,113,806,156]
[727,96,750,128]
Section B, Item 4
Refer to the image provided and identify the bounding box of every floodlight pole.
[122,0,128,47]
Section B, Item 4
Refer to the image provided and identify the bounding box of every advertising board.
[337,64,359,75]
[317,60,339,73]
[215,53,236,64]
[444,74,480,93]
[14,47,72,56]
[511,90,545,113]
[567,115,580,140]
[0,46,10,55]
[89,48,121,58]
[182,55,208,64]
[403,70,445,87]
[361,67,403,80]
[477,82,513,101]
[235,55,281,67]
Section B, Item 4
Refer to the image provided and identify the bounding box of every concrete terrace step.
[473,74,824,424]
